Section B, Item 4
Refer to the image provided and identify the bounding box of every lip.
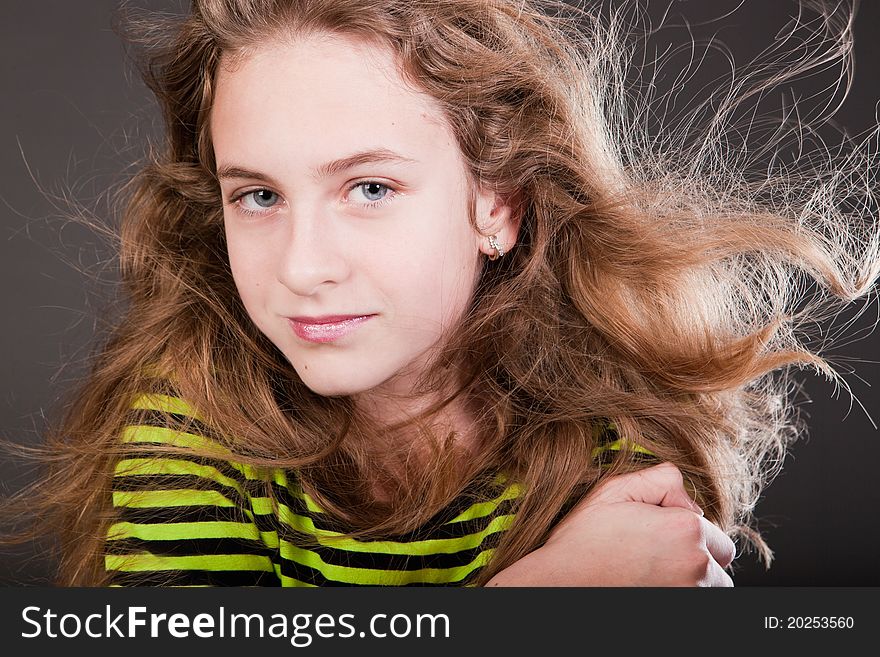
[287,314,376,343]
[289,314,373,324]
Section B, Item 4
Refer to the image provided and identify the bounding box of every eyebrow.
[215,148,418,183]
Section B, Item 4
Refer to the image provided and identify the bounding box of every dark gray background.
[2,0,879,585]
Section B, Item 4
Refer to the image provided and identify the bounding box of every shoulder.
[105,385,280,586]
[591,420,657,466]
[113,385,284,495]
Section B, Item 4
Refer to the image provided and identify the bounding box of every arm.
[486,462,735,586]
[104,394,278,586]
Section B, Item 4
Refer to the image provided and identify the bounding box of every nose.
[276,207,349,296]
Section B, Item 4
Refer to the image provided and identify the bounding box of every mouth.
[287,314,376,343]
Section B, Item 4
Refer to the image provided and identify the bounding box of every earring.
[487,234,505,261]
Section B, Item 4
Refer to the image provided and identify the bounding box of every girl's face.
[211,33,517,401]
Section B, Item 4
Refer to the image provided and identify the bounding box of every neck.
[354,390,482,455]
[346,359,495,508]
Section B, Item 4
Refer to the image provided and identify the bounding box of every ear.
[475,187,522,259]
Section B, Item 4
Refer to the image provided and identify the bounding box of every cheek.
[225,235,271,307]
[393,245,478,330]
[226,246,249,291]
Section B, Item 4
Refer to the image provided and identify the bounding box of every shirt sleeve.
[103,392,279,586]
[591,420,659,466]
[547,420,660,528]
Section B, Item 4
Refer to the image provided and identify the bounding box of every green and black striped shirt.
[104,391,646,586]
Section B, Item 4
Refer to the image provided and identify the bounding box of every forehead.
[209,33,458,168]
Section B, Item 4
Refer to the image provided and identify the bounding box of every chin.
[294,372,374,399]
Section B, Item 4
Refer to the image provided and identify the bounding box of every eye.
[359,182,388,202]
[238,189,280,211]
[348,181,394,206]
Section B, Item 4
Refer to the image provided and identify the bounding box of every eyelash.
[229,181,397,218]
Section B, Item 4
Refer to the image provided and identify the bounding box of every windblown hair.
[4,0,880,586]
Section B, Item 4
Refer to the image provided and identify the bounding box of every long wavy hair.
[4,0,879,586]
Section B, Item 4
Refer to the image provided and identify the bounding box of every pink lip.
[287,314,375,343]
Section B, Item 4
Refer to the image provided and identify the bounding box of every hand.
[486,462,736,586]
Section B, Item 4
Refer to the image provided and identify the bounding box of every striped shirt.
[104,391,647,586]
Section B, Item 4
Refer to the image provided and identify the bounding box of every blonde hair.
[4,0,879,586]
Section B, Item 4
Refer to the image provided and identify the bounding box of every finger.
[594,462,703,514]
[643,464,703,513]
[700,557,734,587]
[700,516,736,569]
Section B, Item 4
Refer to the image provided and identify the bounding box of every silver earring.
[487,234,505,261]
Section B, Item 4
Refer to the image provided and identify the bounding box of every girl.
[4,0,877,586]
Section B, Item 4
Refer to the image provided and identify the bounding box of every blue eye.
[347,181,397,206]
[357,182,389,202]
[241,189,279,209]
